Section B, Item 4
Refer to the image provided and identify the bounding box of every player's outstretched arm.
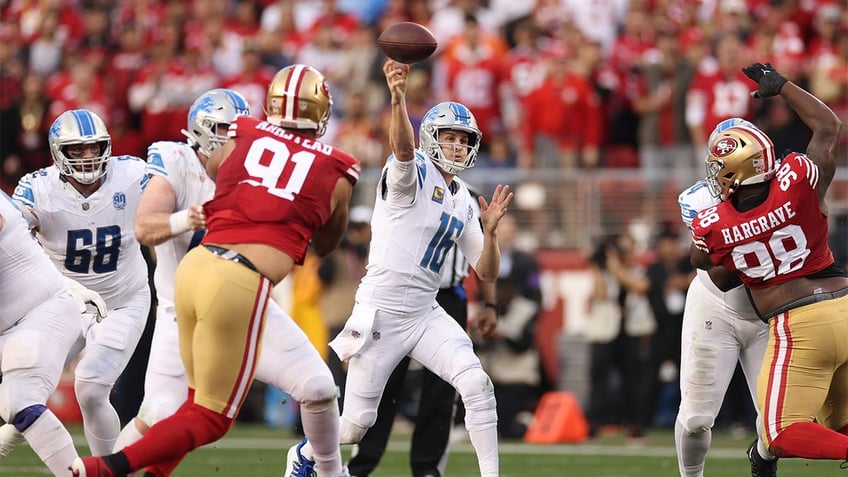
[384,59,414,163]
[135,175,205,246]
[742,62,842,201]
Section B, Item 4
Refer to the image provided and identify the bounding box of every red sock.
[122,402,233,475]
[770,421,848,459]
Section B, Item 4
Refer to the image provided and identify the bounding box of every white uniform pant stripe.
[765,312,791,442]
[225,278,270,418]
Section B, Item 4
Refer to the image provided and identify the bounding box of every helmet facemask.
[49,110,112,185]
[419,102,482,175]
[184,89,252,156]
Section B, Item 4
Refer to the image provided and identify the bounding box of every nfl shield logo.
[113,192,127,210]
[704,320,713,330]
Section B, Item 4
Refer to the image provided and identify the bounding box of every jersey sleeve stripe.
[12,179,35,208]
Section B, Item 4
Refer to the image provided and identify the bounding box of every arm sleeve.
[384,156,418,205]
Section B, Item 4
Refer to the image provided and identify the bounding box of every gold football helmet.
[265,64,332,138]
[705,125,776,200]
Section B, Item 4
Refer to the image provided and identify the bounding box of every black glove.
[741,62,788,99]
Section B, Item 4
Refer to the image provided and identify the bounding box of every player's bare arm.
[475,185,513,282]
[742,63,842,210]
[706,265,742,292]
[311,177,354,257]
[384,59,414,162]
[134,175,206,246]
[205,139,236,181]
[474,278,498,337]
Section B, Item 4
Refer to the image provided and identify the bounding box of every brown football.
[377,22,438,64]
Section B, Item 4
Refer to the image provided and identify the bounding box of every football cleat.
[284,438,316,477]
[69,456,116,477]
[0,423,25,457]
[746,439,778,477]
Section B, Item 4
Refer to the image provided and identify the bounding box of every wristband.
[484,302,498,312]
[169,209,192,235]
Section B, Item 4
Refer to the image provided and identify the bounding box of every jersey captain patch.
[432,186,444,203]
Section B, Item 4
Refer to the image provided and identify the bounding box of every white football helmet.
[49,109,111,185]
[183,88,252,156]
[419,101,482,175]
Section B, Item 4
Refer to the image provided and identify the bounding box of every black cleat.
[747,439,778,477]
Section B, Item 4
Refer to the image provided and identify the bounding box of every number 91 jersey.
[12,157,149,304]
[203,116,360,264]
[691,153,835,288]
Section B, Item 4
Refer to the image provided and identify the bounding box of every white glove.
[64,276,108,322]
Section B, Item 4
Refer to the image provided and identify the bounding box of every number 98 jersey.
[691,153,835,288]
[12,156,149,304]
[203,116,360,264]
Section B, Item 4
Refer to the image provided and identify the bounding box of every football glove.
[64,276,108,322]
[741,62,788,99]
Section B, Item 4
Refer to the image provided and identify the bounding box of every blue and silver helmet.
[183,88,251,156]
[49,109,112,185]
[419,101,482,175]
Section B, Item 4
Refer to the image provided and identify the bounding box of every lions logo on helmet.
[49,109,112,185]
[265,64,332,138]
[419,101,482,175]
[183,89,251,157]
[705,125,776,201]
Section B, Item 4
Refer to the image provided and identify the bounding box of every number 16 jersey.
[691,153,835,289]
[203,116,360,265]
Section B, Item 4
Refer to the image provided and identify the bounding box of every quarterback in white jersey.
[674,118,774,477]
[0,191,84,475]
[9,109,151,457]
[121,89,348,476]
[287,60,512,477]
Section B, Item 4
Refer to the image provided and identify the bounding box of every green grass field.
[3,424,844,476]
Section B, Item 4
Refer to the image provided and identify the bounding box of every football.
[377,22,438,64]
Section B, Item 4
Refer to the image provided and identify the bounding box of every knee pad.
[297,375,338,405]
[11,404,47,432]
[453,366,496,431]
[74,379,111,411]
[677,413,712,435]
[138,395,184,427]
[339,415,370,445]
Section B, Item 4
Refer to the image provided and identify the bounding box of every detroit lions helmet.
[419,102,482,175]
[184,89,252,157]
[265,64,332,138]
[49,109,112,185]
[705,125,776,201]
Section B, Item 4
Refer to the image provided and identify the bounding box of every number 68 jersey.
[691,153,836,288]
[12,156,149,304]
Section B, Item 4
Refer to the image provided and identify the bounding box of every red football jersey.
[692,153,835,288]
[203,116,360,264]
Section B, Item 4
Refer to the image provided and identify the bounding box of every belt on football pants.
[203,244,259,273]
[765,286,848,320]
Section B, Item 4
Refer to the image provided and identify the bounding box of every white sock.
[0,423,25,456]
[468,426,499,477]
[21,409,79,476]
[77,381,121,456]
[300,400,343,475]
[674,418,710,477]
[113,418,146,452]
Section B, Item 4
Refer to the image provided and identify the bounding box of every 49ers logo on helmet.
[711,137,738,157]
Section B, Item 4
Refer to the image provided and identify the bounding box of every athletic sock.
[770,421,848,459]
[21,410,79,476]
[468,427,499,476]
[674,418,710,477]
[300,400,343,475]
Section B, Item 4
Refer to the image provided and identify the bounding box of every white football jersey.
[12,156,149,306]
[146,141,215,306]
[678,180,755,315]
[0,191,67,330]
[356,152,484,314]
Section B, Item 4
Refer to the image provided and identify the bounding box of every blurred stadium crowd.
[1,0,847,444]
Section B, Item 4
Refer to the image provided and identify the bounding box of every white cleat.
[0,423,25,457]
[284,438,316,477]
